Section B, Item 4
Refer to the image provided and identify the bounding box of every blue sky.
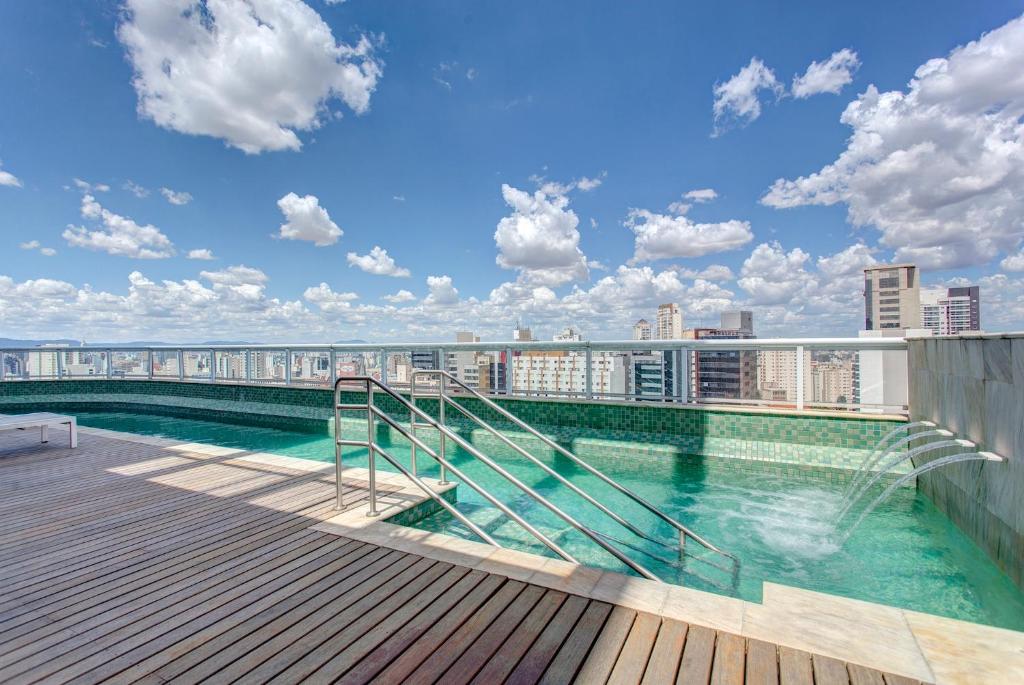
[2,0,1024,342]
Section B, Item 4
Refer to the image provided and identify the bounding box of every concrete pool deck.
[0,427,1017,683]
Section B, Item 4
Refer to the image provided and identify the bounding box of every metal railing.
[0,337,910,415]
[410,369,740,589]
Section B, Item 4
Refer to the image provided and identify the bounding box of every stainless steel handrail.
[411,369,737,564]
[332,380,498,547]
[335,375,661,580]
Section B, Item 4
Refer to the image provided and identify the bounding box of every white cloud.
[737,242,815,305]
[0,161,22,188]
[713,57,783,134]
[1001,251,1024,272]
[123,180,150,198]
[18,240,57,257]
[626,208,753,262]
[161,187,193,205]
[494,183,589,286]
[684,188,718,202]
[466,67,477,81]
[117,0,382,153]
[276,192,343,246]
[424,275,459,305]
[73,178,109,193]
[63,193,176,259]
[382,289,416,303]
[575,173,606,192]
[303,282,359,313]
[392,194,405,202]
[763,15,1024,269]
[187,248,216,260]
[674,264,735,281]
[792,49,861,98]
[815,242,877,278]
[346,246,411,277]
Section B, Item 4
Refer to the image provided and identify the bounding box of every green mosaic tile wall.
[0,379,901,455]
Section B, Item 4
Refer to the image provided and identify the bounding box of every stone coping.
[79,425,1022,684]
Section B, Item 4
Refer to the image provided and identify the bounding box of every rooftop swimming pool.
[69,408,1024,631]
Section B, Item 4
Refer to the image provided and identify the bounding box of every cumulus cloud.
[763,15,1024,269]
[72,178,109,193]
[1001,251,1024,272]
[713,57,783,134]
[0,161,22,188]
[673,264,735,281]
[303,282,359,313]
[494,183,589,286]
[792,49,861,98]
[346,246,411,277]
[382,289,416,303]
[117,0,382,153]
[276,192,343,246]
[63,193,176,259]
[626,208,753,262]
[424,275,459,306]
[187,248,215,260]
[161,187,193,205]
[737,242,815,305]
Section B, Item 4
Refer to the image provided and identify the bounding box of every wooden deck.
[0,429,926,684]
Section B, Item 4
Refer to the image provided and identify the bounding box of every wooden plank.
[336,573,506,685]
[297,567,482,684]
[401,579,530,685]
[432,584,547,684]
[607,612,662,685]
[744,638,778,685]
[575,605,638,684]
[641,619,688,685]
[710,632,745,685]
[143,548,413,684]
[540,600,614,685]
[1,535,345,683]
[677,624,716,685]
[469,589,568,685]
[849,663,886,685]
[182,552,428,683]
[813,653,852,685]
[505,594,590,685]
[778,646,814,685]
[225,558,446,683]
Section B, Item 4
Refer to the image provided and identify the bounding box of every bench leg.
[40,425,48,443]
[68,418,78,448]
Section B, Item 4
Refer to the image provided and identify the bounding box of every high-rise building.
[720,310,753,333]
[656,303,683,340]
[864,264,921,331]
[632,319,652,341]
[447,332,481,385]
[513,322,534,342]
[687,312,757,400]
[920,286,980,335]
[553,327,583,342]
[756,348,811,402]
[511,351,625,398]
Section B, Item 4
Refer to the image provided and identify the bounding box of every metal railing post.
[379,348,386,382]
[682,349,691,404]
[245,349,252,383]
[147,349,154,380]
[176,350,183,380]
[107,349,113,379]
[504,347,513,396]
[796,345,805,411]
[329,348,337,386]
[438,373,448,485]
[584,347,593,400]
[56,350,64,379]
[334,383,345,510]
[410,372,418,477]
[285,349,292,385]
[209,349,215,381]
[366,380,378,516]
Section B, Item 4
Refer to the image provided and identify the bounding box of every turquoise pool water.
[71,409,1024,631]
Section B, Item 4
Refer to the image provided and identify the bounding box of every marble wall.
[908,334,1024,588]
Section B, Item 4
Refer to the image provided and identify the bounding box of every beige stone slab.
[743,583,933,682]
[473,546,550,583]
[589,571,668,616]
[659,583,747,634]
[528,558,604,597]
[904,609,1024,685]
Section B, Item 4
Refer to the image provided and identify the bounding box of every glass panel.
[248,350,287,383]
[215,350,248,381]
[179,350,212,379]
[290,350,330,386]
[108,350,150,377]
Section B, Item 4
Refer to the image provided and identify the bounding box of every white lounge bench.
[0,412,78,448]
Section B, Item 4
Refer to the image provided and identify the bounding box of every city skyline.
[3,2,1024,342]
